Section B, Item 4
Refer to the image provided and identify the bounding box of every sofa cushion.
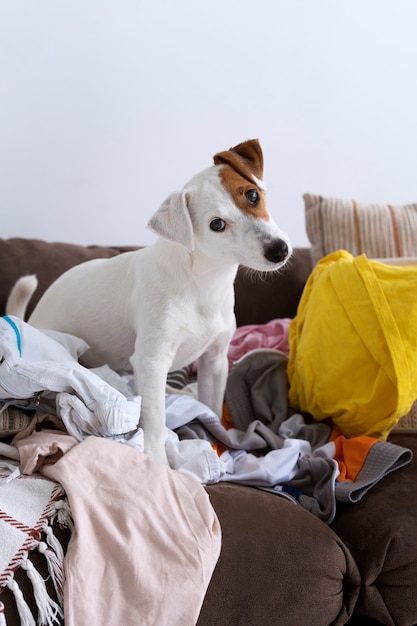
[199,484,360,626]
[330,433,417,626]
[304,194,417,265]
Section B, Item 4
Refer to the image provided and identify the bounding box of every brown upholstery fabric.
[199,484,359,626]
[234,248,313,326]
[330,433,417,626]
[0,237,137,318]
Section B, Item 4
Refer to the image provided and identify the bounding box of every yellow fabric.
[287,250,417,440]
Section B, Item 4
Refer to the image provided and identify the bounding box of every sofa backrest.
[234,248,312,325]
[0,238,312,324]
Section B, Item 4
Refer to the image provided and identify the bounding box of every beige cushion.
[0,405,32,437]
[304,194,417,265]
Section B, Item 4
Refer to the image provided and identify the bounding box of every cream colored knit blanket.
[0,455,70,626]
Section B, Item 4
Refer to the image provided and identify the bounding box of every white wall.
[1,0,416,248]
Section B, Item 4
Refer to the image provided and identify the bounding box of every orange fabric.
[329,424,343,441]
[212,441,228,457]
[330,426,378,482]
[222,402,235,430]
[211,403,235,457]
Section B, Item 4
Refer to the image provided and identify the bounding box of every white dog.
[7,139,291,464]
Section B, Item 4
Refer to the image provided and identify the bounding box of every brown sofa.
[0,237,416,626]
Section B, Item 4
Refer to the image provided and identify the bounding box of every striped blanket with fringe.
[0,455,71,626]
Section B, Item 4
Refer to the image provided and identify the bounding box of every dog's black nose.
[264,239,289,264]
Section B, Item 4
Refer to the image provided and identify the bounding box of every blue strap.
[3,316,22,356]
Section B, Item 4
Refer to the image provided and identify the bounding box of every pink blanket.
[228,318,291,368]
[17,434,221,626]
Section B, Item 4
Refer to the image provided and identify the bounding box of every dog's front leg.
[197,345,230,420]
[131,350,171,466]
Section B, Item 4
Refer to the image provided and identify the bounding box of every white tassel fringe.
[0,601,7,626]
[53,498,73,531]
[20,558,63,626]
[6,576,36,626]
[37,540,64,605]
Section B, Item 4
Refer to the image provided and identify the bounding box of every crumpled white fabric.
[163,393,311,487]
[0,316,140,436]
[165,429,226,484]
[219,439,311,486]
[0,316,319,490]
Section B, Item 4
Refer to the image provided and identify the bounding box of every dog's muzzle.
[264,239,290,264]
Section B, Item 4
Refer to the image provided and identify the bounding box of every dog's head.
[148,139,292,271]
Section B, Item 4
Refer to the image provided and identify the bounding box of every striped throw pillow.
[304,194,417,265]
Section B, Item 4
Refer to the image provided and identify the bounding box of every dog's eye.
[246,189,260,206]
[210,218,226,232]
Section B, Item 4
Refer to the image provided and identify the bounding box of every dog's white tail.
[6,275,38,319]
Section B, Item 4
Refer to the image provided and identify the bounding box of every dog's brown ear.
[213,138,264,184]
[147,191,194,251]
